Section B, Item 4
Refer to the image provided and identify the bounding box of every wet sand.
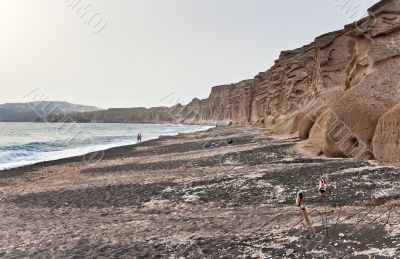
[0,126,399,258]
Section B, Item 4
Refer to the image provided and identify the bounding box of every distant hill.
[0,102,101,122]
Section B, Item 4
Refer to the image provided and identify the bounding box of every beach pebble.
[334,243,338,247]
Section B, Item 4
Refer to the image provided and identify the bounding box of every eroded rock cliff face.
[302,0,400,161]
[373,103,400,161]
[59,0,400,161]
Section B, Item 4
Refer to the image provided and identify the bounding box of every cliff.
[0,102,101,122]
[55,0,400,161]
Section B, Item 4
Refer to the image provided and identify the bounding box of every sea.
[0,122,213,171]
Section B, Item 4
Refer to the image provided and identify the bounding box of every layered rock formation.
[57,0,400,161]
[48,107,175,123]
[302,0,400,161]
[373,104,400,162]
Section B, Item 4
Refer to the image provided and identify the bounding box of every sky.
[0,0,380,109]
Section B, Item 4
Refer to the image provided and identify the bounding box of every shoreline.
[0,126,399,258]
[0,125,216,174]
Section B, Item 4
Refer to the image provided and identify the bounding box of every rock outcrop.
[54,0,400,161]
[303,0,400,160]
[373,103,400,162]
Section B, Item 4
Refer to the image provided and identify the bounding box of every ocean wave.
[0,149,39,163]
[0,141,62,153]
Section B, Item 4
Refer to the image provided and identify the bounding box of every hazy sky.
[1,0,380,109]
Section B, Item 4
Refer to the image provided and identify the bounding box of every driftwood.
[371,189,400,205]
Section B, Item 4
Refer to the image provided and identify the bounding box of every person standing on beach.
[319,179,326,197]
[296,191,304,208]
[137,132,142,143]
[296,191,315,236]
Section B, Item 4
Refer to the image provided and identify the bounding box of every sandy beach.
[0,126,399,258]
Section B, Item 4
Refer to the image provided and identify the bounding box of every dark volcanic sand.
[0,127,399,258]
